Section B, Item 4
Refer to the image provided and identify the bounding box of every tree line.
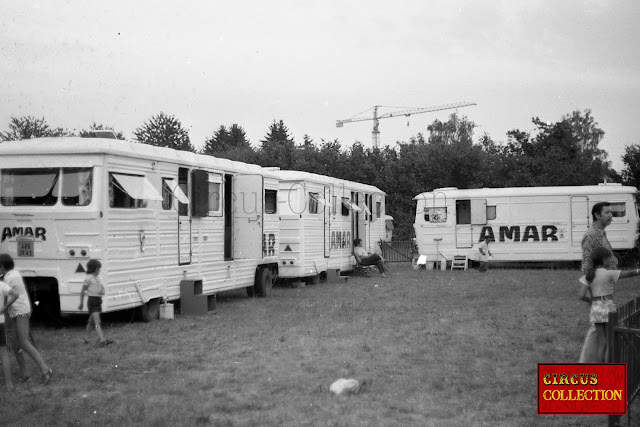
[2,110,639,240]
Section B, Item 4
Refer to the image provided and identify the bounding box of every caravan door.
[177,167,191,265]
[456,199,486,247]
[571,196,590,247]
[455,200,472,248]
[234,174,263,259]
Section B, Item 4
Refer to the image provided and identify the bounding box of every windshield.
[1,167,93,207]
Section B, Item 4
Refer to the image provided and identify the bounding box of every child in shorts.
[578,247,640,362]
[0,280,15,390]
[78,260,113,348]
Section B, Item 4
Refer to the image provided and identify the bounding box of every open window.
[265,189,277,214]
[109,173,162,208]
[162,178,174,210]
[309,192,320,214]
[342,198,361,215]
[207,173,222,216]
[162,178,189,211]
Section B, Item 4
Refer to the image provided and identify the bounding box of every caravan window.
[208,173,222,215]
[162,179,173,210]
[610,202,626,217]
[109,173,163,209]
[1,168,59,206]
[342,198,350,216]
[62,168,93,206]
[265,190,277,214]
[424,207,447,223]
[309,192,319,214]
[486,206,497,220]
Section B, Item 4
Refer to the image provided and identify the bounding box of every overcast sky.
[1,0,638,172]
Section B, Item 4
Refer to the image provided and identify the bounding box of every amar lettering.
[1,226,47,242]
[479,225,558,243]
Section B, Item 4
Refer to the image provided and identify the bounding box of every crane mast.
[336,101,477,149]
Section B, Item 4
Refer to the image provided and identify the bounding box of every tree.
[292,134,319,172]
[79,122,125,140]
[500,117,614,187]
[134,112,195,152]
[1,116,71,141]
[202,124,255,162]
[622,144,640,188]
[561,109,605,154]
[426,112,475,147]
[202,125,230,155]
[258,120,296,169]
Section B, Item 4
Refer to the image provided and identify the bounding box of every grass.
[1,264,633,426]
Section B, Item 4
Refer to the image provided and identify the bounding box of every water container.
[159,303,174,320]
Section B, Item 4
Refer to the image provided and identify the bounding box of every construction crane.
[336,101,477,149]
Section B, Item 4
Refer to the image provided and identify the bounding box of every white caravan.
[413,184,639,266]
[0,137,280,320]
[275,170,386,282]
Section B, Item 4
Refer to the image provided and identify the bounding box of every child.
[478,237,492,272]
[578,247,640,362]
[0,253,52,384]
[0,280,14,390]
[78,259,113,347]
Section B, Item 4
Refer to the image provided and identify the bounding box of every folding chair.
[351,255,374,276]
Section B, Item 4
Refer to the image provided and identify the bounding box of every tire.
[137,298,160,322]
[255,267,273,298]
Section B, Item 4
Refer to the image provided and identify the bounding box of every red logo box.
[537,363,627,415]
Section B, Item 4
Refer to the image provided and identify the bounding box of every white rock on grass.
[330,378,360,395]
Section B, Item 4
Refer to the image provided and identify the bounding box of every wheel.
[255,267,273,298]
[137,298,160,322]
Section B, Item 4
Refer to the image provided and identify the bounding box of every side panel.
[324,185,331,258]
[570,196,590,247]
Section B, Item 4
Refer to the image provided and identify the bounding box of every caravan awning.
[342,199,361,212]
[311,193,331,207]
[112,174,163,201]
[164,178,190,204]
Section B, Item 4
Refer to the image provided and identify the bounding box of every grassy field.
[1,264,635,426]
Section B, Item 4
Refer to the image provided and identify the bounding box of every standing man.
[478,237,492,272]
[579,202,616,363]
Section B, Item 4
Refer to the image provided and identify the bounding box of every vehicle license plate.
[17,238,34,257]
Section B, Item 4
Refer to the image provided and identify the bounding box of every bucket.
[159,303,174,320]
[425,262,434,270]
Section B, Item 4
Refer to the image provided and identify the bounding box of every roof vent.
[83,130,118,139]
